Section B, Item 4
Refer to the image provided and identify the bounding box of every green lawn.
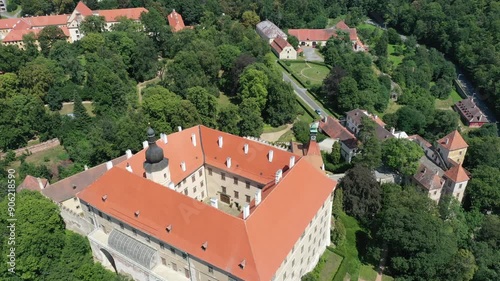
[218,92,232,106]
[277,129,295,142]
[359,264,378,281]
[59,102,94,116]
[24,145,69,166]
[377,100,401,118]
[263,124,288,133]
[387,44,404,67]
[435,89,462,110]
[357,23,377,32]
[288,62,330,86]
[332,212,363,281]
[320,250,344,281]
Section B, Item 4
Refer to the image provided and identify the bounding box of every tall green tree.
[340,164,382,223]
[187,86,218,128]
[382,138,424,176]
[238,98,263,137]
[217,103,240,135]
[38,25,67,56]
[80,15,106,34]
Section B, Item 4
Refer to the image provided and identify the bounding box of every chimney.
[275,169,283,184]
[178,126,182,132]
[289,156,296,168]
[37,178,44,190]
[268,150,274,162]
[226,157,232,168]
[106,161,113,170]
[218,136,223,148]
[374,115,378,119]
[161,133,168,144]
[255,190,262,206]
[390,127,395,134]
[191,133,197,146]
[142,140,149,149]
[168,182,175,190]
[84,165,89,171]
[126,149,133,159]
[422,168,427,173]
[244,143,249,154]
[321,164,325,171]
[445,138,449,145]
[181,161,186,172]
[243,204,250,219]
[210,197,218,209]
[125,163,133,173]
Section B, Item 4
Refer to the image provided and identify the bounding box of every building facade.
[271,36,297,60]
[0,1,146,47]
[78,125,337,280]
[256,20,287,44]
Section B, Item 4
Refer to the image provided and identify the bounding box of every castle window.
[221,186,226,194]
[459,184,463,189]
[193,186,197,193]
[160,243,164,249]
[246,195,251,203]
[208,266,214,273]
[234,191,239,199]
[221,173,226,180]
[208,168,212,175]
[199,169,202,177]
[170,247,175,254]
[200,181,204,187]
[184,189,188,196]
[191,175,195,182]
[246,181,250,189]
[233,177,238,185]
[161,257,166,265]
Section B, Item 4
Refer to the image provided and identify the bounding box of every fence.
[0,138,60,159]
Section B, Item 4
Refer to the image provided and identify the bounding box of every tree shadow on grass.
[356,230,379,266]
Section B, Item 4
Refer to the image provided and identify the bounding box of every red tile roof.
[319,116,358,149]
[17,175,48,192]
[11,19,31,30]
[437,130,468,151]
[74,1,93,16]
[444,164,470,183]
[288,28,336,41]
[3,26,70,42]
[408,134,433,149]
[43,155,127,203]
[271,36,291,53]
[79,144,336,280]
[21,15,69,27]
[0,18,19,29]
[167,9,186,32]
[98,7,147,22]
[335,20,349,30]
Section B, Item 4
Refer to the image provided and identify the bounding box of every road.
[282,72,323,113]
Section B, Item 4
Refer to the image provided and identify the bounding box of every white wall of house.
[277,46,297,60]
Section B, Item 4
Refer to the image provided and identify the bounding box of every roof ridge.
[243,220,261,281]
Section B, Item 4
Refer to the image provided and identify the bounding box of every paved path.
[302,46,324,62]
[375,245,389,281]
[260,124,293,142]
[282,72,322,113]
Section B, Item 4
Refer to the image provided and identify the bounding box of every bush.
[7,4,18,12]
[331,218,346,246]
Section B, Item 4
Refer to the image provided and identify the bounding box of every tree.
[217,44,241,71]
[332,188,343,217]
[238,98,263,137]
[382,138,424,176]
[393,106,427,135]
[466,165,500,214]
[38,25,67,56]
[140,8,170,52]
[387,28,402,45]
[292,120,310,144]
[73,92,91,124]
[264,81,296,127]
[187,86,218,128]
[241,10,260,27]
[340,164,382,223]
[330,141,342,165]
[373,187,458,280]
[18,57,64,99]
[80,15,106,34]
[0,72,19,99]
[374,31,388,58]
[287,34,299,48]
[0,191,65,280]
[238,67,269,110]
[217,104,240,135]
[355,117,382,169]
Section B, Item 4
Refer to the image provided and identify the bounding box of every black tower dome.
[145,127,164,164]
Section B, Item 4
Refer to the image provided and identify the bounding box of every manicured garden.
[288,62,331,86]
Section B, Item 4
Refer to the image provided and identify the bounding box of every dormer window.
[201,241,208,251]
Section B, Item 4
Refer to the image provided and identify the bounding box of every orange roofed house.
[288,21,366,51]
[77,125,336,281]
[0,1,147,48]
[410,130,470,203]
[167,9,193,32]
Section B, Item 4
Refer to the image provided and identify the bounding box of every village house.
[38,125,337,281]
[454,97,491,128]
[167,9,192,32]
[409,130,470,203]
[288,21,366,51]
[0,1,146,48]
[345,109,393,141]
[318,116,358,163]
[271,36,297,59]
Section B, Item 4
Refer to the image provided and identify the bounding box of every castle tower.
[443,164,470,203]
[143,127,171,186]
[436,130,468,166]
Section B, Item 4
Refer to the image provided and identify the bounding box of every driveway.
[302,47,324,62]
[282,72,323,114]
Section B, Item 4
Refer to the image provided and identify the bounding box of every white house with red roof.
[77,125,336,281]
[271,36,297,59]
[288,21,366,51]
[409,130,470,203]
[0,1,147,48]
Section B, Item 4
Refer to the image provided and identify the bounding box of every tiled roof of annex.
[78,125,336,280]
